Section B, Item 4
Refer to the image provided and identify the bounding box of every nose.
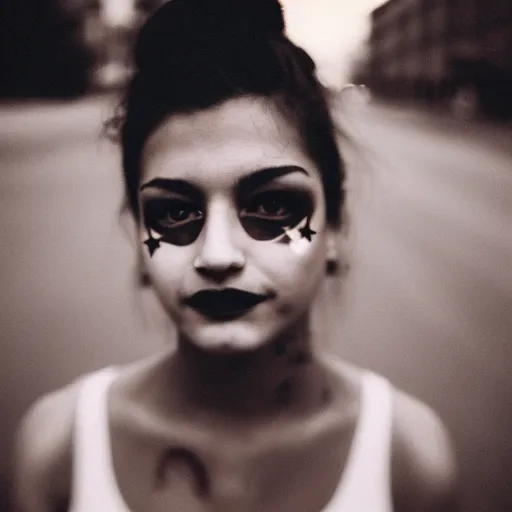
[193,200,245,282]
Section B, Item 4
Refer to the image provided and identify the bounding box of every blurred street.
[1,96,511,511]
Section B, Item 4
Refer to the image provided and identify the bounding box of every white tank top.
[69,366,394,512]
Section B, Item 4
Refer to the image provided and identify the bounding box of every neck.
[167,316,331,422]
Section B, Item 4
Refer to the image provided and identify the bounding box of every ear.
[325,227,339,276]
[325,227,350,277]
[119,203,151,287]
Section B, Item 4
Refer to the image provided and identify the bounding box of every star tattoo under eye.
[298,217,316,242]
[144,236,161,257]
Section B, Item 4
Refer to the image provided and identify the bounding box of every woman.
[13,1,457,511]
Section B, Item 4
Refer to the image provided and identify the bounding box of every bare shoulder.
[12,378,82,512]
[318,356,458,512]
[391,388,458,512]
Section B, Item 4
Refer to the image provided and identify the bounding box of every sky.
[102,0,388,88]
[283,0,388,87]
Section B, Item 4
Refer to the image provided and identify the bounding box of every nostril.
[193,247,245,275]
[194,263,244,283]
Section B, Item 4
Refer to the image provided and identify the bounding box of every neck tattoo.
[275,379,293,407]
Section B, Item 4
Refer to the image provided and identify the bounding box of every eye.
[239,190,314,241]
[255,198,287,217]
[159,203,203,227]
[144,199,204,234]
[241,192,296,221]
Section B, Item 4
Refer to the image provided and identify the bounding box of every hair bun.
[135,0,286,69]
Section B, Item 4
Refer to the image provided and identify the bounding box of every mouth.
[184,288,270,320]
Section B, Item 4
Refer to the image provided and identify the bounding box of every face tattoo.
[140,174,316,257]
[140,178,206,256]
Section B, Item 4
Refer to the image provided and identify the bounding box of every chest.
[109,417,357,512]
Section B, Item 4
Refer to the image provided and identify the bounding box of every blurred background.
[0,0,511,511]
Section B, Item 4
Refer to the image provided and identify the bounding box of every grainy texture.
[1,97,511,512]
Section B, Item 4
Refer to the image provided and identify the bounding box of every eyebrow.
[236,166,309,196]
[139,165,309,197]
[139,178,203,202]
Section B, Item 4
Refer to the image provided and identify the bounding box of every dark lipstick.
[184,288,269,319]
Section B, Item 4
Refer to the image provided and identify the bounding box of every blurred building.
[86,0,165,90]
[0,0,164,98]
[0,0,96,98]
[367,0,512,120]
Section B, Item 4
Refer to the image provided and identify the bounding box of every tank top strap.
[69,366,131,512]
[324,371,394,511]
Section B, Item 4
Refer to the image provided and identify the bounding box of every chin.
[181,320,275,354]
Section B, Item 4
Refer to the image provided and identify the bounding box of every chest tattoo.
[155,447,210,499]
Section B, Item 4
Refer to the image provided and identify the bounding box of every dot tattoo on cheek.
[155,448,210,499]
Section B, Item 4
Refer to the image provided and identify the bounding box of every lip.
[184,288,270,320]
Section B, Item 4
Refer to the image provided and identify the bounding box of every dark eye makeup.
[239,189,314,241]
[141,188,314,246]
[143,198,205,246]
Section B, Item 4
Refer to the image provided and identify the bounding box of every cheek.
[259,232,327,297]
[261,206,327,290]
[142,244,193,302]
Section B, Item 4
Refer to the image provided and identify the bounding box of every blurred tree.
[0,0,94,98]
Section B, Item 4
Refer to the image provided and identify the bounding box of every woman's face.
[138,96,333,353]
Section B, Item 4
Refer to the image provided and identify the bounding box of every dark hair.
[109,0,345,227]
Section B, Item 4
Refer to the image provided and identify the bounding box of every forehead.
[141,96,319,188]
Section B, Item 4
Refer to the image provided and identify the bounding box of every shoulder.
[12,376,85,512]
[390,387,458,512]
